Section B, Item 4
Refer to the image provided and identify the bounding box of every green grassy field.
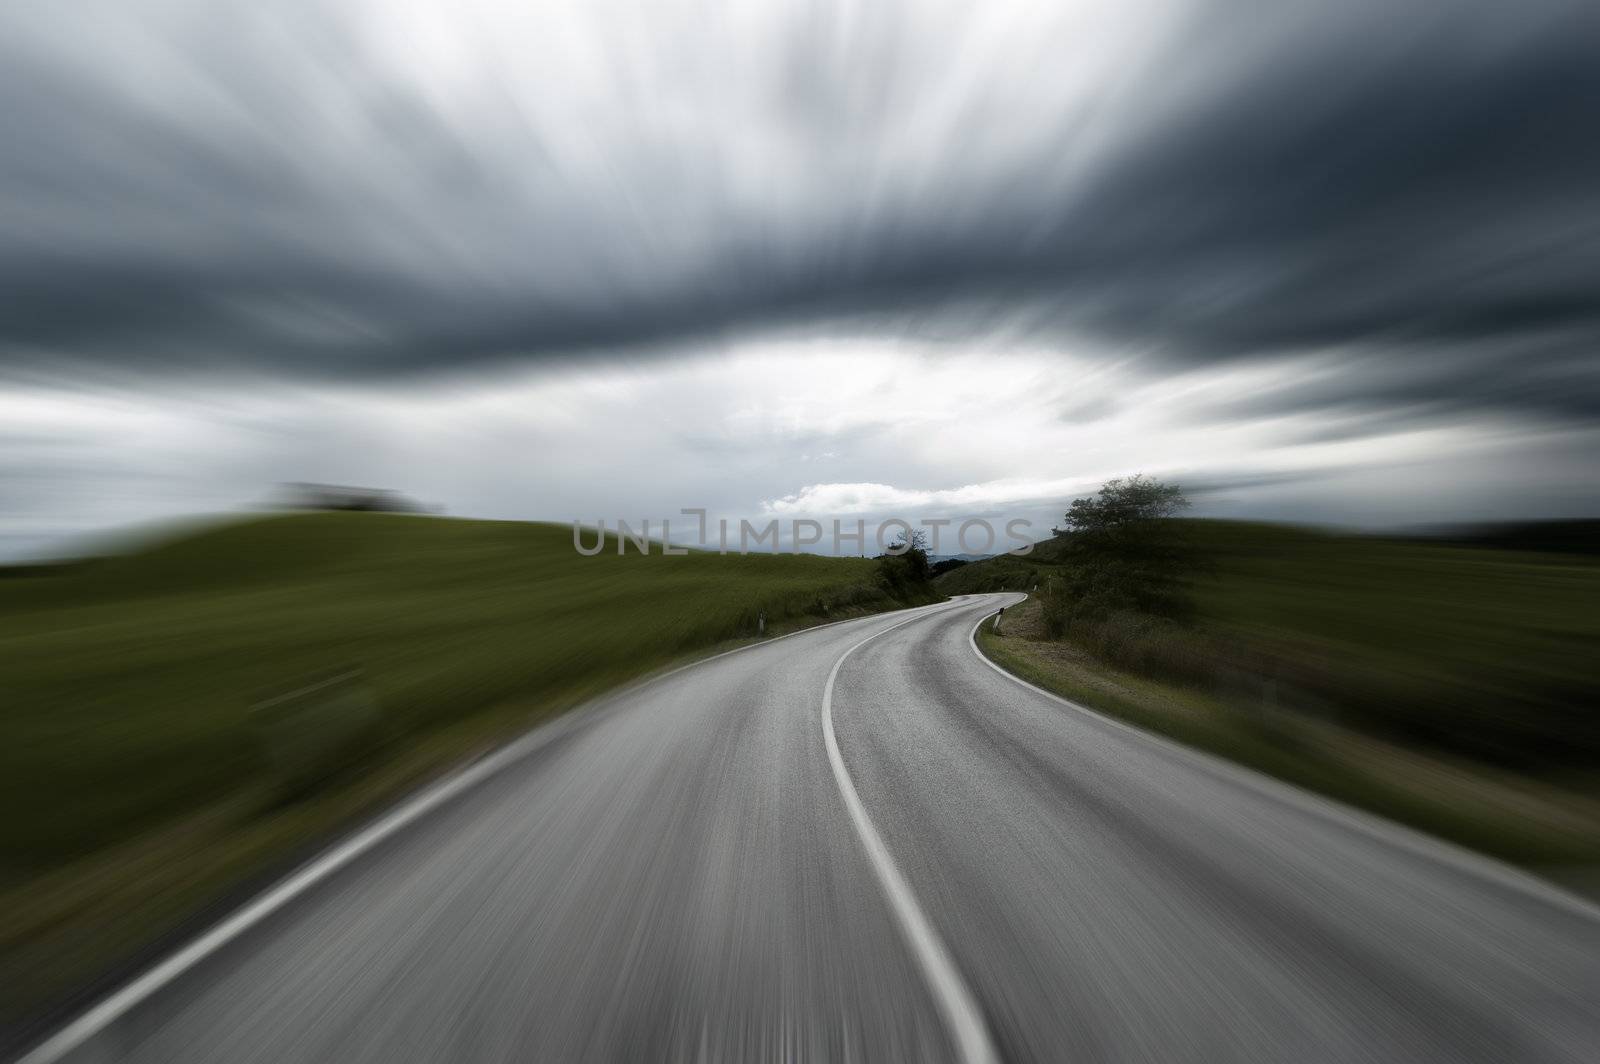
[951,520,1600,875]
[955,522,1600,762]
[0,511,933,1016]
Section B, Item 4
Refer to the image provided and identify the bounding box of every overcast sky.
[3,0,1598,558]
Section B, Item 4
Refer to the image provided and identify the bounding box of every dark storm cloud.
[1,0,1597,423]
[1194,329,1600,431]
[1173,469,1324,498]
[1072,14,1600,327]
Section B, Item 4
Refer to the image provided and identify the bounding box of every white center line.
[821,608,1000,1064]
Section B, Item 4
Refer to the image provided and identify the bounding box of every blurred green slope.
[941,519,1600,764]
[0,511,932,1013]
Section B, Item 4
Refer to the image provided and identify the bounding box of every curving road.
[21,594,1600,1063]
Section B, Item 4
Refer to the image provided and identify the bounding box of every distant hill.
[933,533,1070,594]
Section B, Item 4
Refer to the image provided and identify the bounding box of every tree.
[1063,474,1188,536]
[876,528,932,591]
[1046,475,1194,633]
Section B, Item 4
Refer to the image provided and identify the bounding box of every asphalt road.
[22,594,1600,1063]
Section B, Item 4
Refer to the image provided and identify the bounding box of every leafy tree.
[876,528,932,591]
[1046,475,1194,634]
[1063,474,1188,536]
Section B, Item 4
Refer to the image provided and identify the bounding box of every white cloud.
[4,331,1595,561]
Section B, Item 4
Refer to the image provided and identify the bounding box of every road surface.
[20,594,1600,1062]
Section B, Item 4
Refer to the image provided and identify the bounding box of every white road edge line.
[821,609,1000,1064]
[16,598,957,1064]
[965,598,1600,925]
[16,730,529,1064]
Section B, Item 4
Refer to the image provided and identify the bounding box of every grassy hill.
[944,520,1600,757]
[933,537,1066,594]
[952,519,1600,872]
[0,512,934,1016]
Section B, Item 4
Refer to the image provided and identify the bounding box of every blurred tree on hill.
[1043,474,1194,635]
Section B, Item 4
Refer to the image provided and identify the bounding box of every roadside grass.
[979,597,1600,877]
[0,511,936,1020]
[942,520,1600,767]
